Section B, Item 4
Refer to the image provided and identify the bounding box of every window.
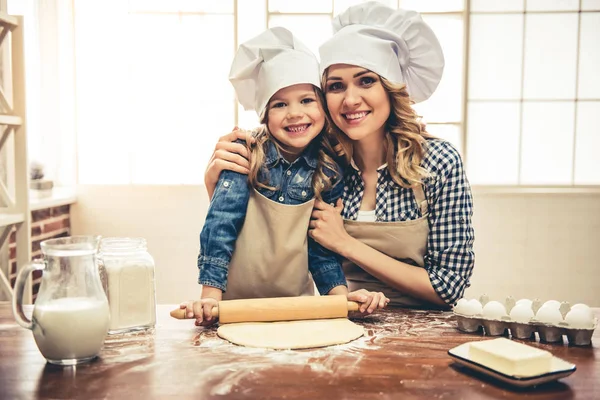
[71,0,466,184]
[16,0,600,186]
[8,0,77,186]
[74,0,235,184]
[467,0,600,185]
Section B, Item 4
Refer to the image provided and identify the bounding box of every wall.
[71,185,206,307]
[465,190,600,305]
[70,185,600,306]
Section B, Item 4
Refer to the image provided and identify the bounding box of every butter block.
[469,338,553,377]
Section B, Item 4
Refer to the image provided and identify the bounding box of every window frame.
[466,1,600,189]
[16,0,600,190]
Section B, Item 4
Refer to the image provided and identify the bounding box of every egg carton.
[453,295,597,346]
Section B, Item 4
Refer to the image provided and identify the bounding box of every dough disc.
[217,318,364,350]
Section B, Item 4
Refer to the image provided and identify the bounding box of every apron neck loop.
[412,184,428,215]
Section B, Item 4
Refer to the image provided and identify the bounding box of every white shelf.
[0,212,24,228]
[0,11,18,29]
[0,14,30,303]
[0,114,22,125]
[30,187,77,211]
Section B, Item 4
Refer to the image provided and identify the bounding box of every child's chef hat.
[229,27,321,116]
[319,1,444,103]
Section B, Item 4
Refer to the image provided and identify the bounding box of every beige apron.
[342,185,429,307]
[223,189,315,300]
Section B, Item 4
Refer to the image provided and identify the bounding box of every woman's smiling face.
[324,64,391,142]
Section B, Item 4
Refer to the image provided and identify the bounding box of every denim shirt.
[198,138,347,295]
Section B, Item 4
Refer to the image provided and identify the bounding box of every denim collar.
[264,137,319,169]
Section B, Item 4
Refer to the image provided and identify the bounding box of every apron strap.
[412,184,428,216]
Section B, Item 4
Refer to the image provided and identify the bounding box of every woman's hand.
[347,289,390,314]
[308,198,352,255]
[204,127,255,199]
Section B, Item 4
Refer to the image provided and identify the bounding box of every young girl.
[203,3,475,309]
[181,27,388,326]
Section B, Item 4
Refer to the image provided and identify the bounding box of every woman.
[205,2,474,308]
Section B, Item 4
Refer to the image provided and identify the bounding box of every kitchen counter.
[0,304,598,399]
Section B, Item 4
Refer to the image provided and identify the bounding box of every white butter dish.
[448,341,576,388]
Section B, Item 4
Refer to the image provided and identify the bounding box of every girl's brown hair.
[245,86,341,200]
[321,71,433,188]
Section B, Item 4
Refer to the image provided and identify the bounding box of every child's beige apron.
[342,185,429,307]
[222,189,315,300]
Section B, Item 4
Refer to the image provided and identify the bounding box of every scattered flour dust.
[97,310,456,396]
[189,310,455,396]
[195,329,376,396]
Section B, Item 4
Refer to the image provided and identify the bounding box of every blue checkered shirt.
[341,138,475,305]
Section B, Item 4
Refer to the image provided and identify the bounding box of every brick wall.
[9,205,71,301]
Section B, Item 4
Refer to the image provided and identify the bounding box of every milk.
[32,297,109,363]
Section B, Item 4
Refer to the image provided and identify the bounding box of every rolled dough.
[217,318,364,350]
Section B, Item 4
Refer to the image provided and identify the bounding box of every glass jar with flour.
[98,237,156,334]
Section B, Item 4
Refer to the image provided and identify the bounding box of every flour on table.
[183,309,454,396]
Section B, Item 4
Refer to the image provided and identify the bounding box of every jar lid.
[99,237,147,254]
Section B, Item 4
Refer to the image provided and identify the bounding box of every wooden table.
[1,304,598,399]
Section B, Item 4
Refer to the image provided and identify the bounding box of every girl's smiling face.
[324,64,391,142]
[266,84,325,161]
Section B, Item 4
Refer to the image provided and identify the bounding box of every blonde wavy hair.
[321,72,434,188]
[245,86,342,200]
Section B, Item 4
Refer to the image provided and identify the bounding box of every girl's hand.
[204,127,256,199]
[347,289,390,314]
[308,198,352,255]
[179,298,219,327]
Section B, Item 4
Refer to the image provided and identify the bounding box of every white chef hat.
[319,1,444,103]
[229,27,321,116]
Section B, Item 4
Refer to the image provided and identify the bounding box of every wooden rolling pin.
[170,295,359,324]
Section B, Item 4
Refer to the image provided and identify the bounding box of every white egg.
[570,304,594,322]
[570,303,592,315]
[542,300,561,310]
[454,298,469,314]
[509,304,534,323]
[516,298,533,308]
[482,301,507,320]
[536,305,563,324]
[461,299,483,316]
[565,308,594,329]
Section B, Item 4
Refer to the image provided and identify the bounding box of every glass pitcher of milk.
[12,236,110,366]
